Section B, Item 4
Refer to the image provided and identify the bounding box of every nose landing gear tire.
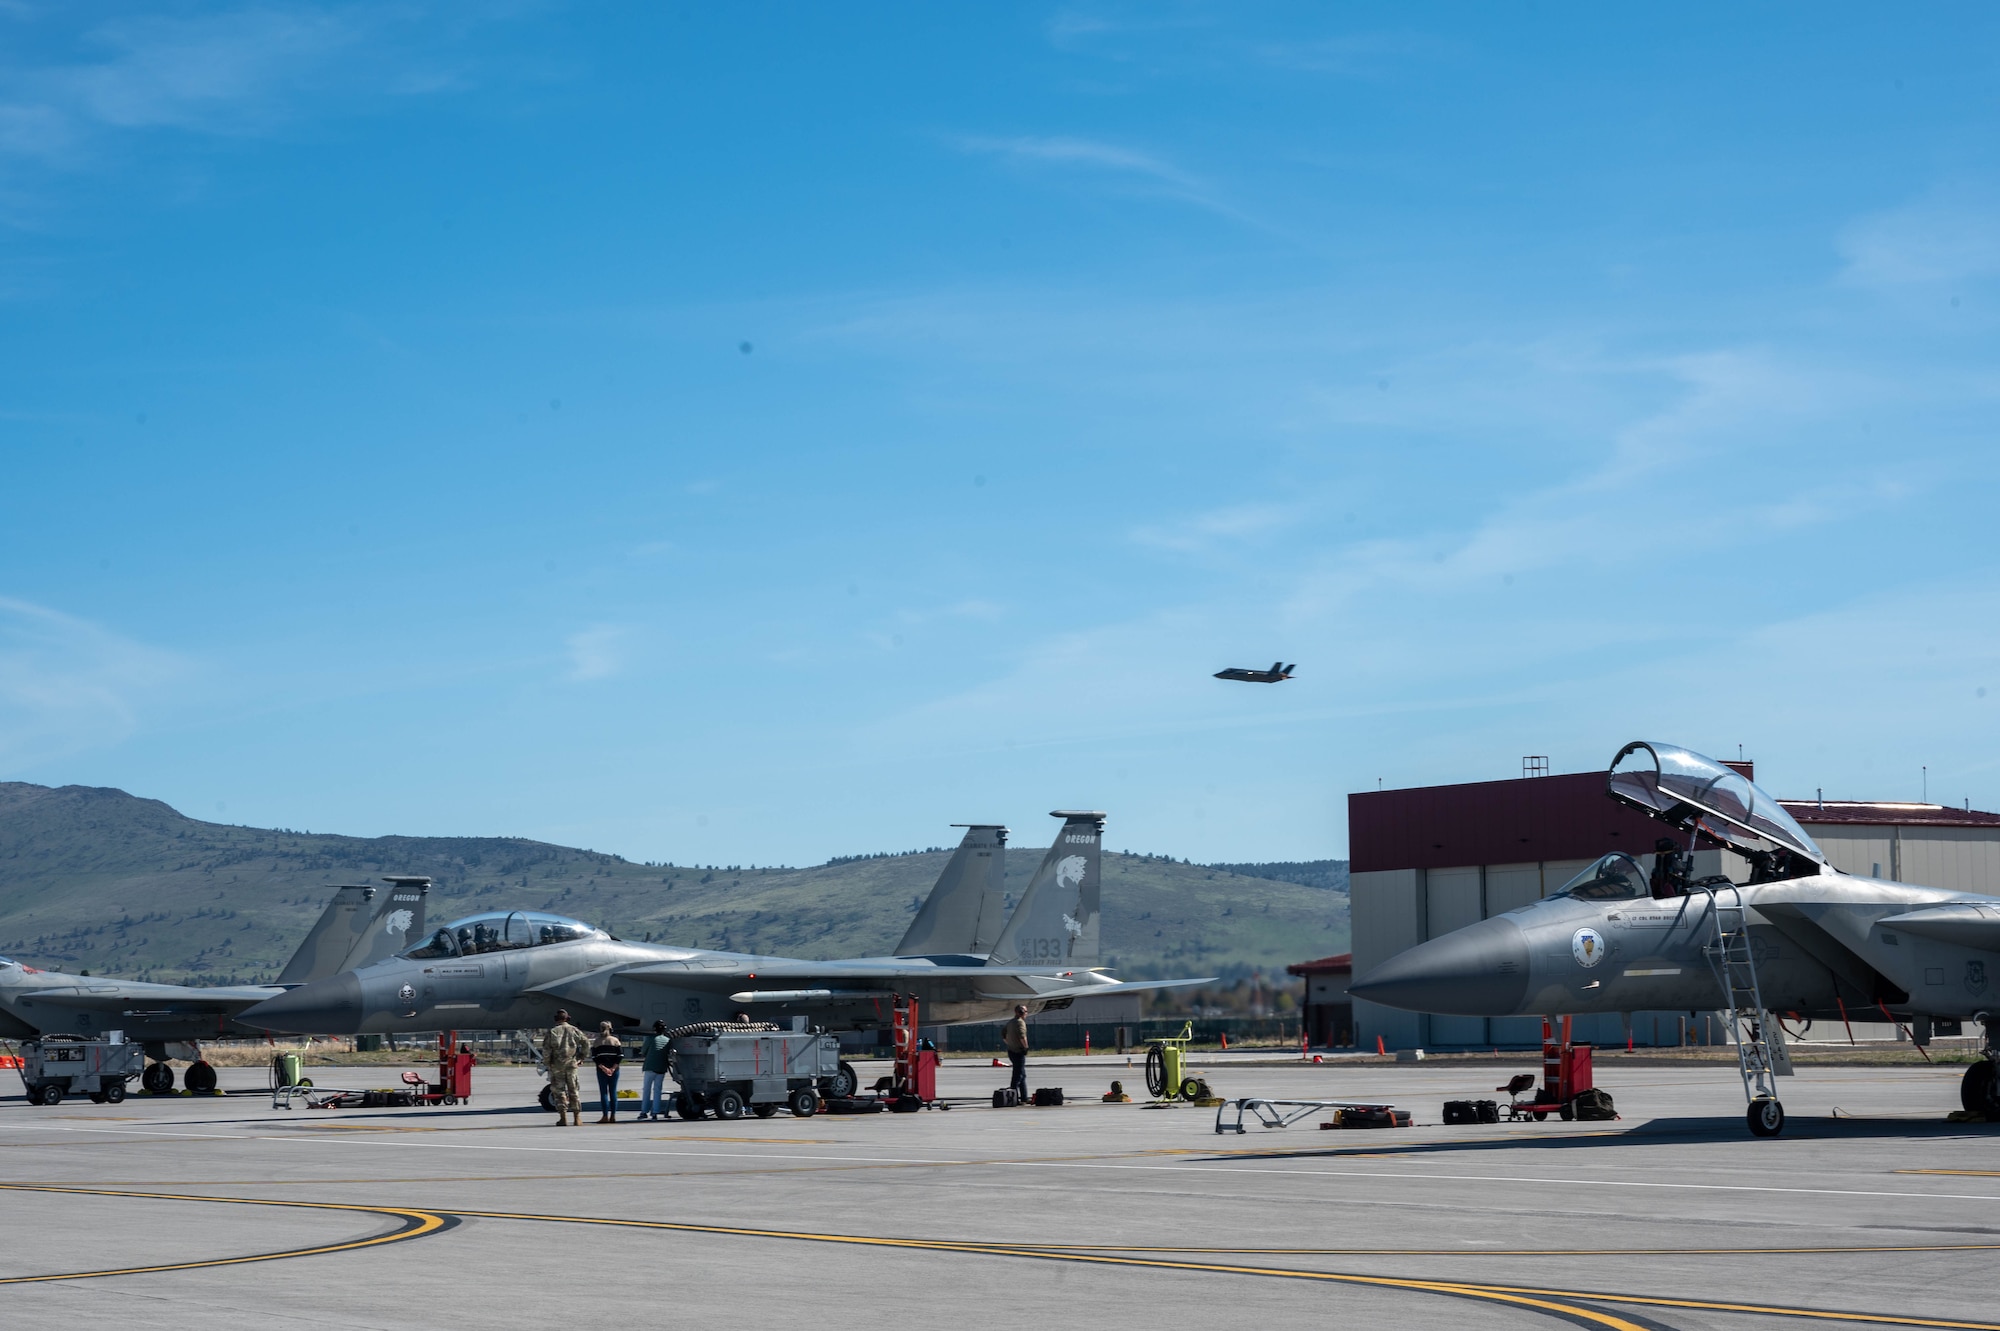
[538,1085,555,1112]
[1747,1098,1786,1137]
[1961,1060,1997,1114]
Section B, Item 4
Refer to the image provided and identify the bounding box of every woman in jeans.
[591,1022,623,1123]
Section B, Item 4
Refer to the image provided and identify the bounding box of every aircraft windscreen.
[1555,853,1650,901]
[1608,741,1823,863]
[405,911,600,959]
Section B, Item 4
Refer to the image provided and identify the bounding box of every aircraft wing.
[581,960,1215,1012]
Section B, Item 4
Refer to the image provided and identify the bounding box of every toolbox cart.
[671,1023,843,1120]
[13,1034,144,1106]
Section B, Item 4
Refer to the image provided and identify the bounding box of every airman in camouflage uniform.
[541,1008,589,1126]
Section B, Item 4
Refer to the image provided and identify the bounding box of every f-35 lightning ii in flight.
[0,877,427,1094]
[1214,661,1296,683]
[1352,740,2000,1137]
[242,813,1213,1093]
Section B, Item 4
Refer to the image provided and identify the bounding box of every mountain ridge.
[0,782,1349,985]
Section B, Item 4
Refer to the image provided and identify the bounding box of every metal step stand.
[1700,881,1793,1137]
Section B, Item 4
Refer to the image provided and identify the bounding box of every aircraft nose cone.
[1349,916,1530,1016]
[240,971,363,1034]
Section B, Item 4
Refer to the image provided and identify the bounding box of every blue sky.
[3,4,1999,864]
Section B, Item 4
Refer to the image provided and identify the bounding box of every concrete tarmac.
[2,1053,1996,1329]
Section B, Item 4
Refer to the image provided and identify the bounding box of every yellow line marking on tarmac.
[445,1207,1998,1328]
[5,1185,1993,1326]
[0,1184,449,1283]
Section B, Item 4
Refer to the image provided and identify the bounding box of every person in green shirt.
[637,1018,674,1121]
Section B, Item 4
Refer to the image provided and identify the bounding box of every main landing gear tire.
[183,1061,218,1095]
[141,1063,174,1096]
[1747,1099,1786,1137]
[1961,1061,1998,1114]
[828,1061,859,1100]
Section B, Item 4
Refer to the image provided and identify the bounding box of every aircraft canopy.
[405,911,605,959]
[1553,853,1651,901]
[1607,741,1823,864]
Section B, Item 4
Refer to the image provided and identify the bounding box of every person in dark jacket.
[591,1022,623,1123]
[1002,1005,1030,1101]
[637,1019,673,1121]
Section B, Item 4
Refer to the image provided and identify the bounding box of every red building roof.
[1286,953,1352,977]
[1781,800,2000,828]
[1349,772,2000,874]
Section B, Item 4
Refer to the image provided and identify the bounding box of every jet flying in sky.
[1214,661,1296,683]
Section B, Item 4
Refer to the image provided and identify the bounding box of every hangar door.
[1424,866,1486,1047]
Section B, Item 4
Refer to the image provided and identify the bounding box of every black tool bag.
[1032,1087,1064,1106]
[1477,1099,1500,1123]
[1572,1087,1617,1120]
[991,1088,1020,1108]
[1443,1099,1478,1125]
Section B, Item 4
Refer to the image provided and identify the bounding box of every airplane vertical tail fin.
[275,886,378,987]
[895,825,1008,957]
[339,876,428,971]
[274,877,430,986]
[987,811,1103,968]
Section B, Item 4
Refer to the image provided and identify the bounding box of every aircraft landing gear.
[1747,1098,1786,1137]
[183,1060,218,1095]
[141,1063,175,1095]
[1961,1063,1997,1114]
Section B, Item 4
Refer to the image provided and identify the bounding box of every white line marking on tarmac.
[8,1121,2000,1208]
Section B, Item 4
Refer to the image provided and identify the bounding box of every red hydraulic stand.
[403,1031,475,1105]
[890,996,940,1108]
[1507,1016,1593,1121]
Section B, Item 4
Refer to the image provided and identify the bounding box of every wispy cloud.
[949,133,1259,227]
[0,5,481,171]
[0,596,191,768]
[565,625,629,683]
[1132,501,1305,554]
[1838,188,2000,290]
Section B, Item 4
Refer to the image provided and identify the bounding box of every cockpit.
[404,911,604,959]
[1607,741,1825,881]
[1554,853,1651,901]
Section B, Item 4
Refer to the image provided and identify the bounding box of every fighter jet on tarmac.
[0,877,427,1095]
[1215,661,1296,683]
[241,813,1213,1099]
[1351,741,2000,1137]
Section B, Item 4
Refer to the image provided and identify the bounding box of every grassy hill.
[0,782,1348,986]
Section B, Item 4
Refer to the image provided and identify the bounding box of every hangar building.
[1349,761,2000,1051]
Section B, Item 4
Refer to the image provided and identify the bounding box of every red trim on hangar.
[1348,772,1682,874]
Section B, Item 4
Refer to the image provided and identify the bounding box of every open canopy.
[1607,741,1824,865]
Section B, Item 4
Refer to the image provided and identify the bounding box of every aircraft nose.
[1349,916,1531,1016]
[239,971,363,1034]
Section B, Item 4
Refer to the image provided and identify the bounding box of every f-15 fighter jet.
[1214,661,1296,683]
[241,813,1212,1090]
[1352,740,2000,1137]
[0,877,427,1094]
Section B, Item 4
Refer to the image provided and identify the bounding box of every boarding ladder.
[1698,881,1792,1110]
